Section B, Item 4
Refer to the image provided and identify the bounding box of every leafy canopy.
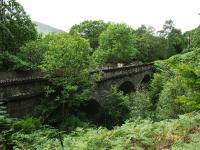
[150,48,200,119]
[158,20,186,56]
[38,33,99,125]
[40,33,94,74]
[100,86,130,128]
[94,23,138,64]
[192,26,200,48]
[16,34,52,70]
[0,0,37,52]
[135,25,168,62]
[69,20,108,50]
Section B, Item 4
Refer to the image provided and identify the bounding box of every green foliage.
[13,117,41,133]
[128,90,153,120]
[135,21,186,63]
[135,25,168,62]
[0,0,37,70]
[158,20,186,57]
[158,19,175,38]
[0,103,14,149]
[192,26,200,48]
[175,64,200,108]
[156,77,192,120]
[0,0,199,148]
[171,133,200,150]
[40,33,97,104]
[181,47,196,53]
[0,103,12,132]
[40,33,94,73]
[0,0,37,53]
[11,127,63,150]
[149,72,168,105]
[1,112,198,150]
[59,115,92,132]
[0,51,31,71]
[62,112,200,150]
[168,28,186,54]
[100,86,130,127]
[0,106,62,150]
[150,48,200,119]
[94,23,138,64]
[70,20,108,50]
[37,33,99,126]
[17,37,48,70]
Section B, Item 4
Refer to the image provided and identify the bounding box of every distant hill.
[34,21,65,34]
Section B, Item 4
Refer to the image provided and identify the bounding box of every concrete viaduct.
[0,63,154,117]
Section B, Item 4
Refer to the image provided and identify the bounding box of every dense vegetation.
[0,0,200,149]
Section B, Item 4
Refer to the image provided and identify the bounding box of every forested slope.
[0,0,200,149]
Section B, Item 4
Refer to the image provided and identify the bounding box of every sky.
[17,0,200,32]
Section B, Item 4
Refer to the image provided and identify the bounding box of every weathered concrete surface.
[0,63,154,117]
[0,71,45,117]
[94,63,154,103]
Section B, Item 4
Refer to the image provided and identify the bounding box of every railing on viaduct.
[98,63,154,82]
[0,63,154,117]
[0,72,45,117]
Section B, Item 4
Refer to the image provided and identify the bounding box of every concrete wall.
[94,65,153,104]
[0,64,154,117]
[0,71,45,117]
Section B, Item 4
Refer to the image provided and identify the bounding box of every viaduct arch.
[94,63,153,103]
[0,63,154,117]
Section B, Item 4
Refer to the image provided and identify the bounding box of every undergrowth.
[1,111,199,150]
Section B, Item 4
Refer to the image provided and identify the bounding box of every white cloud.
[17,0,200,32]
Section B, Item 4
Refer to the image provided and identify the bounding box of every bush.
[149,49,200,119]
[96,23,138,64]
[0,0,37,53]
[175,64,200,108]
[0,104,13,149]
[34,33,99,127]
[11,127,63,150]
[2,104,200,150]
[17,37,48,70]
[0,51,31,71]
[129,90,153,120]
[63,112,200,150]
[100,86,130,128]
[156,77,192,120]
[13,117,41,133]
[59,114,93,132]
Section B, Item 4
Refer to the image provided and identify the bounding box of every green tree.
[95,23,138,64]
[176,64,200,108]
[101,86,130,128]
[135,25,168,62]
[191,26,200,48]
[150,48,200,119]
[158,19,174,38]
[168,28,186,54]
[156,77,190,120]
[17,35,52,70]
[0,0,37,53]
[69,20,108,50]
[158,20,185,57]
[39,33,99,122]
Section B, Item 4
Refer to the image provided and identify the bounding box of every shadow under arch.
[140,74,151,88]
[118,81,135,94]
[79,98,103,123]
[80,99,101,115]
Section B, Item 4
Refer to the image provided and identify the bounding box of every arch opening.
[140,74,151,88]
[118,81,135,94]
[80,99,101,115]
